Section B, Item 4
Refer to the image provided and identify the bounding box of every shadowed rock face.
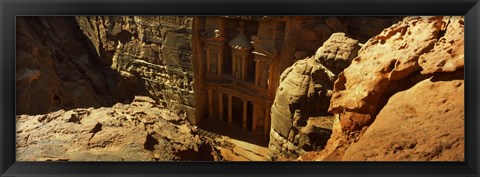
[16,17,136,115]
[16,96,220,161]
[306,16,464,161]
[268,33,361,160]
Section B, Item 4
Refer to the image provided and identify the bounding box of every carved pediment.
[202,29,226,48]
[251,35,277,61]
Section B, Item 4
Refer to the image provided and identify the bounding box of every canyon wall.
[16,16,136,115]
[75,16,197,123]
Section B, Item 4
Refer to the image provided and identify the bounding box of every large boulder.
[268,33,360,160]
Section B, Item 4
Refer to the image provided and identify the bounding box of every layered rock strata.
[75,16,197,123]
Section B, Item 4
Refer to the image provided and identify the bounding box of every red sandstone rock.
[310,16,464,161]
[343,74,464,161]
[419,16,464,74]
[338,112,372,132]
[329,16,444,129]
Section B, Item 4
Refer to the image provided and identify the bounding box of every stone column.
[252,103,259,133]
[205,47,211,73]
[254,59,260,86]
[208,89,213,119]
[228,95,233,124]
[217,49,223,75]
[218,91,223,122]
[242,99,248,130]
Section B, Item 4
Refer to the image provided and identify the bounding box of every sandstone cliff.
[300,16,464,161]
[75,16,197,123]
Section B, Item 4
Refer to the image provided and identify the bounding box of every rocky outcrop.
[16,96,220,161]
[268,33,360,160]
[75,16,197,123]
[329,17,444,131]
[16,17,135,115]
[310,16,464,161]
[343,73,464,161]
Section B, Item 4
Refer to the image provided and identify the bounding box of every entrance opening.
[231,96,243,127]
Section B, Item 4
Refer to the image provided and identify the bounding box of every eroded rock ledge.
[303,16,464,161]
[16,96,220,161]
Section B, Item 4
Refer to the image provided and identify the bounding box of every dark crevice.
[436,18,450,41]
[431,68,464,82]
[90,123,103,134]
[109,30,135,46]
[52,94,62,106]
[66,114,81,123]
[144,134,159,151]
[383,59,397,73]
[437,30,446,41]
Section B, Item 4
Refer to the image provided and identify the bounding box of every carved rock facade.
[75,16,197,123]
[193,17,398,143]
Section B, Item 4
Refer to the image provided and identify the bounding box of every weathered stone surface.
[329,16,445,132]
[307,16,464,161]
[16,17,135,115]
[268,33,360,160]
[419,16,464,74]
[75,16,197,123]
[16,96,220,161]
[343,73,464,161]
[315,33,361,69]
